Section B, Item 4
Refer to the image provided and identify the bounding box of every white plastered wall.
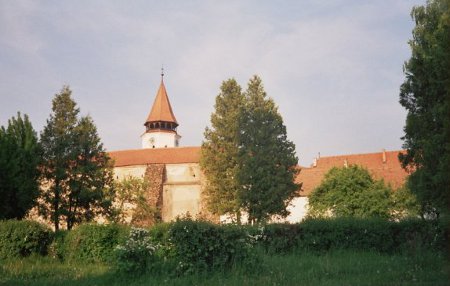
[162,163,202,222]
[141,132,181,149]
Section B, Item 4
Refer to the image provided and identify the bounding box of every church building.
[109,75,409,223]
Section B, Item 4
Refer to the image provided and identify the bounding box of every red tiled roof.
[109,147,408,196]
[145,80,178,124]
[109,147,200,167]
[297,150,409,196]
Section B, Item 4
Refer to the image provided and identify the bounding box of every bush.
[251,218,447,254]
[168,218,255,273]
[257,224,302,254]
[47,230,68,260]
[298,218,395,252]
[148,222,175,260]
[0,220,52,259]
[114,227,159,273]
[64,223,128,263]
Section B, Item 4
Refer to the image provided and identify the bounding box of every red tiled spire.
[145,77,178,126]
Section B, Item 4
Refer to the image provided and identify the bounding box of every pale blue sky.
[0,0,423,165]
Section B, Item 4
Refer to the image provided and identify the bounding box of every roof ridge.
[317,150,403,161]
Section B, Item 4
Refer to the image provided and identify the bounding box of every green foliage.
[202,76,299,223]
[399,0,450,216]
[200,79,245,221]
[0,220,52,259]
[238,76,300,223]
[255,224,302,254]
[246,218,447,254]
[113,176,159,226]
[40,86,115,230]
[308,165,392,219]
[114,227,159,273]
[390,184,421,220]
[0,113,41,219]
[64,223,128,263]
[47,230,68,260]
[168,218,256,273]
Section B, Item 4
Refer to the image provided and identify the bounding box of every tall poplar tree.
[399,0,450,217]
[238,76,300,224]
[40,86,114,230]
[200,79,245,222]
[0,113,41,219]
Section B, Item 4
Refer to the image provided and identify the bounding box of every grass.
[0,250,448,286]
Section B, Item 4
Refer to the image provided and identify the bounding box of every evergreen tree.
[40,86,79,230]
[200,79,245,222]
[238,76,300,224]
[0,113,41,219]
[399,0,450,217]
[40,86,114,230]
[66,116,114,229]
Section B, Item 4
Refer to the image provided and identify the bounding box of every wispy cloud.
[0,0,423,164]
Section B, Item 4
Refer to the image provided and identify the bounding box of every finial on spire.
[161,65,164,80]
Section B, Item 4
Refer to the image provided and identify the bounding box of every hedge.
[63,223,129,263]
[255,218,447,254]
[168,218,256,273]
[0,220,52,259]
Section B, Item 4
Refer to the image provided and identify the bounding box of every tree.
[65,115,115,229]
[40,86,114,230]
[399,0,450,217]
[200,79,245,222]
[390,184,420,220]
[307,165,392,219]
[238,76,300,224]
[0,113,41,219]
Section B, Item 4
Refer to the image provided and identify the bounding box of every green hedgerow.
[0,220,52,259]
[63,223,128,263]
[168,218,257,274]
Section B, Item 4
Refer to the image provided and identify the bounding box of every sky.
[0,0,424,166]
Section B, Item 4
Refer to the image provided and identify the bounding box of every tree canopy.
[399,0,450,216]
[201,76,300,224]
[307,165,392,219]
[0,113,41,219]
[200,79,244,222]
[40,86,114,230]
[238,76,300,223]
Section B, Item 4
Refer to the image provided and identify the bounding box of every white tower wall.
[141,131,181,148]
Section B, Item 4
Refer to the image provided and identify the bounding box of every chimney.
[382,149,387,163]
[313,158,317,167]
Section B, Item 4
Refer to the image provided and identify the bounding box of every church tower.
[141,72,181,148]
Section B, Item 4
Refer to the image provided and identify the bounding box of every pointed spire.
[144,73,178,128]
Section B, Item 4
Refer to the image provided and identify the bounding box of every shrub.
[168,218,255,273]
[114,227,159,273]
[0,220,52,259]
[47,230,68,260]
[257,218,447,254]
[64,223,128,263]
[258,224,302,254]
[148,222,175,260]
[298,218,395,252]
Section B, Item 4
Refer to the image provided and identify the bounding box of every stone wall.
[141,164,164,225]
